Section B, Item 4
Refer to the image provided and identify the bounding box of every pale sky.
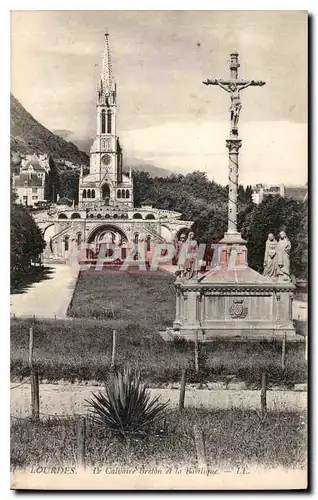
[11,10,307,185]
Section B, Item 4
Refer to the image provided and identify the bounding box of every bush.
[86,369,169,437]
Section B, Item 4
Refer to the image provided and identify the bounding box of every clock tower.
[79,31,133,208]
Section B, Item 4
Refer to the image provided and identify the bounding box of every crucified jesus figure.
[204,79,265,132]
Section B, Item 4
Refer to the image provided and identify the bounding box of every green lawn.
[11,409,307,471]
[11,269,307,386]
[67,268,176,326]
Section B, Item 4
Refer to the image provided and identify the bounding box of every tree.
[11,199,46,288]
[292,198,308,279]
[58,170,79,205]
[242,196,304,276]
[44,156,59,202]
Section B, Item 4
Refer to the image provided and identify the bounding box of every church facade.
[34,33,192,261]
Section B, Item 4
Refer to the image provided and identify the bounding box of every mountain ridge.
[11,95,173,178]
[11,95,89,165]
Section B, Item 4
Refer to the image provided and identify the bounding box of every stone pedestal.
[169,244,296,342]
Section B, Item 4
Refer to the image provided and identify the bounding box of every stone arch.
[145,213,155,220]
[87,224,128,245]
[121,189,125,198]
[64,235,70,252]
[87,189,91,199]
[126,189,130,198]
[71,212,81,219]
[134,233,139,244]
[101,109,106,134]
[76,233,82,249]
[102,184,110,200]
[82,189,87,198]
[133,213,143,219]
[91,189,96,198]
[146,235,151,252]
[107,109,112,134]
[58,213,68,219]
[43,224,55,255]
[117,189,122,199]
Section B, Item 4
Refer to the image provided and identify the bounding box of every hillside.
[54,129,174,178]
[124,157,173,178]
[10,95,89,165]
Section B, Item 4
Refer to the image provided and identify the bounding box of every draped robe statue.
[277,231,291,281]
[182,232,199,279]
[263,233,278,278]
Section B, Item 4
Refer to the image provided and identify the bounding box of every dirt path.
[10,383,306,418]
[10,264,79,319]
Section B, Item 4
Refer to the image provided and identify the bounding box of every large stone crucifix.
[203,52,265,136]
[203,52,265,244]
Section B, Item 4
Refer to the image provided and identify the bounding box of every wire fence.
[10,377,31,390]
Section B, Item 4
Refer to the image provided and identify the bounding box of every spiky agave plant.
[85,368,169,437]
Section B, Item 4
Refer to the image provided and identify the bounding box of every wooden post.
[261,372,267,417]
[179,369,186,412]
[111,330,116,369]
[194,333,199,373]
[281,334,286,369]
[193,424,207,468]
[31,371,39,420]
[76,417,86,470]
[110,301,115,318]
[29,327,34,370]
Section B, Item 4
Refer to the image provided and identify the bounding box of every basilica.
[34,33,192,261]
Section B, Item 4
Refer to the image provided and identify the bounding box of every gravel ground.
[10,264,79,319]
[10,383,307,418]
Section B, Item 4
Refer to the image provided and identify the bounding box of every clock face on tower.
[102,154,112,166]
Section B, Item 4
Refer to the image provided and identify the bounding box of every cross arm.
[237,80,266,89]
[202,79,231,92]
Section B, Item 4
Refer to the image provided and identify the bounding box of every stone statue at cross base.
[263,233,278,278]
[276,231,291,281]
[178,231,199,280]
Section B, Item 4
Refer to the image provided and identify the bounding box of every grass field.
[67,268,176,325]
[11,409,306,471]
[10,268,307,386]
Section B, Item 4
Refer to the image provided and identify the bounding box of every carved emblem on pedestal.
[229,298,248,319]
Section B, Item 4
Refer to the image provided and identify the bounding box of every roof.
[22,155,46,172]
[196,265,293,291]
[57,197,73,206]
[101,32,115,93]
[199,266,274,285]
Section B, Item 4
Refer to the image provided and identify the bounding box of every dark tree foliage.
[133,170,251,243]
[241,196,306,277]
[44,156,59,202]
[58,170,80,205]
[133,171,307,278]
[11,200,46,288]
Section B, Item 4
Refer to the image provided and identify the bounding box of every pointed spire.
[100,30,115,94]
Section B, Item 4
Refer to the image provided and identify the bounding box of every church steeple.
[98,31,116,105]
[79,32,133,209]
